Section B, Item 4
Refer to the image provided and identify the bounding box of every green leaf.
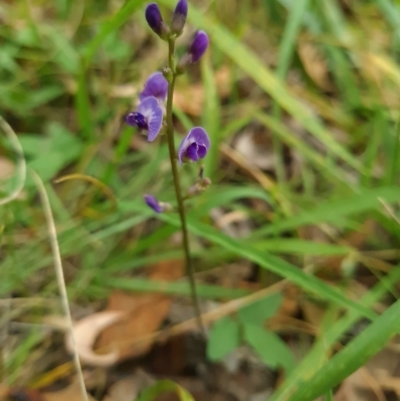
[238,293,283,326]
[288,296,400,401]
[244,324,296,371]
[207,316,241,361]
[136,380,194,401]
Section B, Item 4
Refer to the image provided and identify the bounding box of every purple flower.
[178,127,210,164]
[126,97,163,142]
[144,194,163,213]
[145,3,169,38]
[139,72,168,103]
[188,31,209,63]
[171,0,188,35]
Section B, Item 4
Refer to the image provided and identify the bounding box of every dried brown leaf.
[334,367,384,401]
[96,260,184,361]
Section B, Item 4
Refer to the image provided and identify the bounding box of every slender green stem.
[165,37,205,334]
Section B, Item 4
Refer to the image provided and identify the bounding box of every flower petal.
[177,127,210,164]
[178,137,190,164]
[147,105,163,142]
[187,127,210,149]
[197,144,207,159]
[139,72,168,102]
[125,112,147,129]
[137,96,159,116]
[186,143,199,161]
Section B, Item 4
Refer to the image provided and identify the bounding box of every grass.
[1,0,400,399]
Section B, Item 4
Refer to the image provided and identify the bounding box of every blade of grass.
[288,295,400,401]
[0,116,26,206]
[83,0,146,66]
[374,0,400,44]
[270,264,400,401]
[256,186,400,236]
[126,204,377,320]
[75,68,94,142]
[362,108,384,188]
[201,55,221,179]
[158,0,366,173]
[255,111,349,184]
[77,0,145,142]
[106,277,251,299]
[272,0,310,181]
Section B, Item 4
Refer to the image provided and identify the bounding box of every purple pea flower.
[178,127,210,164]
[171,0,188,35]
[145,3,169,39]
[144,194,163,213]
[126,96,163,142]
[188,31,209,63]
[139,72,168,103]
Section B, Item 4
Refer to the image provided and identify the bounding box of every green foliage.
[237,293,283,325]
[243,324,295,372]
[2,0,400,396]
[207,293,295,372]
[136,380,195,401]
[207,316,241,361]
[19,123,83,181]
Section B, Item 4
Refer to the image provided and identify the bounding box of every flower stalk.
[165,37,205,334]
[126,1,210,336]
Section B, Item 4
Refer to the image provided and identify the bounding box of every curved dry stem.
[32,170,89,401]
[0,115,26,206]
[54,173,118,216]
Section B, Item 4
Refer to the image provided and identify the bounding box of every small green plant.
[207,292,296,372]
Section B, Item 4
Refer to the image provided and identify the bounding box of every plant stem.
[165,37,205,335]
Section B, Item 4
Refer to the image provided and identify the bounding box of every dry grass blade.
[32,170,89,401]
[0,115,26,206]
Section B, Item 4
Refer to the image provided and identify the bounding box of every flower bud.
[144,194,173,213]
[144,194,163,213]
[145,3,170,40]
[188,30,209,63]
[176,30,209,73]
[171,0,188,36]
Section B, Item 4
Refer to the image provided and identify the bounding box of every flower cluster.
[126,0,211,213]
